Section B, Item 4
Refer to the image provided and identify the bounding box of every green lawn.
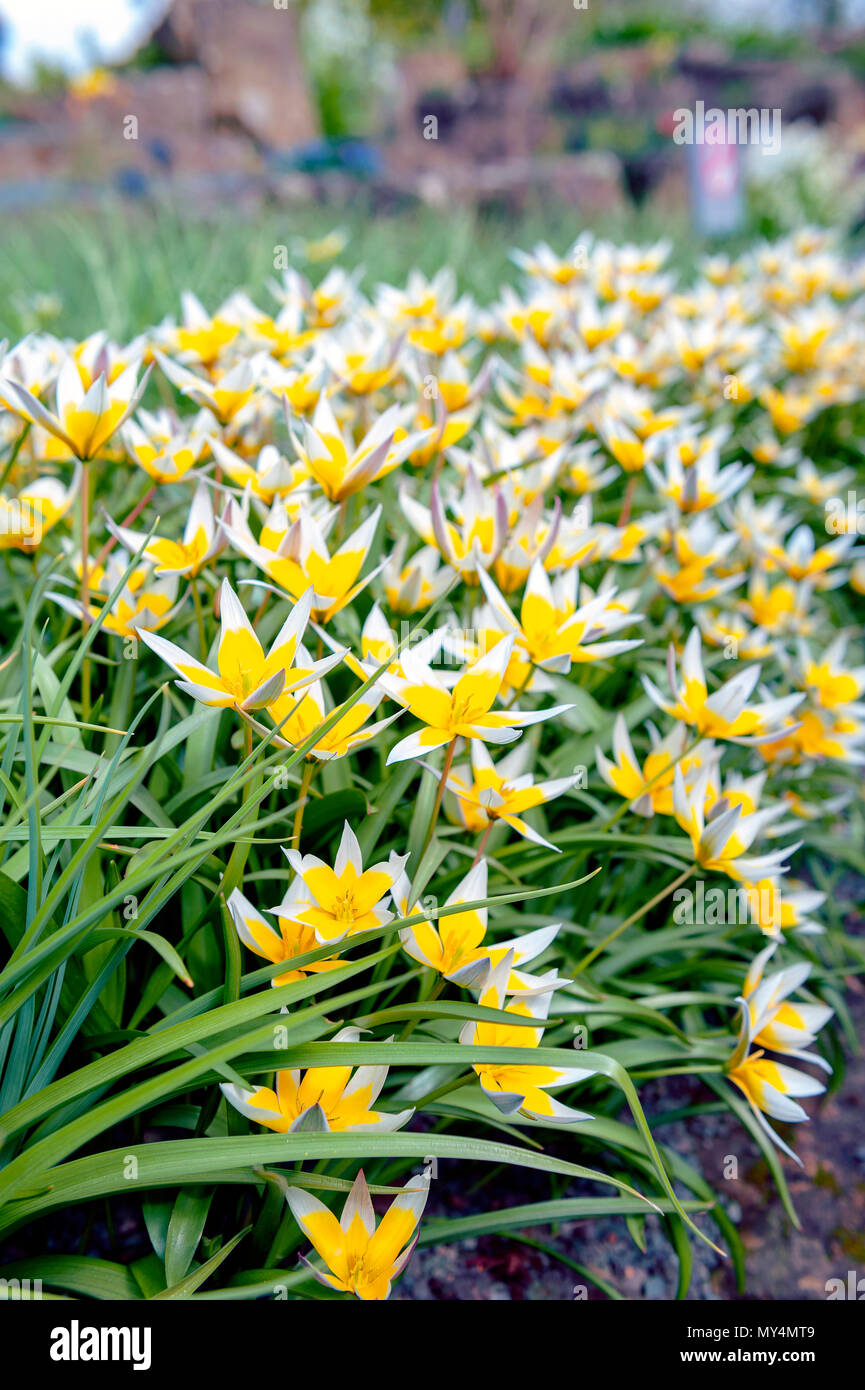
[0,195,695,341]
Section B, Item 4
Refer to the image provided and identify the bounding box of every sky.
[0,0,171,85]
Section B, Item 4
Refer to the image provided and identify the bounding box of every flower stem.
[617,474,637,527]
[471,820,492,867]
[220,724,258,895]
[399,972,444,1041]
[291,758,316,848]
[253,589,270,627]
[572,864,695,978]
[0,422,30,491]
[190,576,207,660]
[413,1069,472,1109]
[420,735,456,861]
[92,483,156,573]
[79,460,91,721]
[631,1064,725,1081]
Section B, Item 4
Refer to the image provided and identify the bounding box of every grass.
[0,194,698,342]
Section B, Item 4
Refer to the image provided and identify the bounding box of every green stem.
[413,1070,472,1109]
[221,724,258,896]
[399,973,444,1041]
[79,459,91,722]
[220,893,242,1007]
[631,1064,725,1081]
[0,422,30,491]
[291,758,316,849]
[190,576,208,661]
[617,473,637,527]
[573,865,695,978]
[92,483,156,573]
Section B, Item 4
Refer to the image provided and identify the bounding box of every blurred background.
[3,0,865,337]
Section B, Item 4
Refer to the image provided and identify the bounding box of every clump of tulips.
[0,225,861,1299]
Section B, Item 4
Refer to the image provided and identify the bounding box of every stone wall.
[1,0,864,217]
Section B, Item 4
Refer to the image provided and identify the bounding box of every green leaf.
[164,1186,214,1287]
[0,1131,660,1236]
[0,1255,140,1300]
[154,1225,250,1300]
[417,1197,711,1246]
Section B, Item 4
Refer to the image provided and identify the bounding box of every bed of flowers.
[0,225,863,1300]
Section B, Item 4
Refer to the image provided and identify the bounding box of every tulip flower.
[6,355,150,460]
[136,578,341,713]
[478,560,643,675]
[492,494,570,593]
[643,628,804,743]
[72,328,148,386]
[797,636,865,711]
[49,551,181,639]
[400,467,507,584]
[444,740,580,850]
[381,537,451,616]
[727,1053,826,1166]
[120,404,213,481]
[696,609,773,661]
[273,821,408,946]
[648,442,756,514]
[673,764,793,881]
[652,514,742,607]
[726,943,832,1163]
[209,437,310,506]
[743,942,833,1066]
[226,885,349,986]
[169,290,240,367]
[323,322,403,397]
[737,571,814,638]
[0,331,64,409]
[285,1168,430,1300]
[222,501,382,623]
[108,480,230,578]
[511,237,590,286]
[291,395,430,502]
[758,707,865,766]
[595,715,708,818]
[393,858,562,991]
[155,350,266,424]
[760,522,855,584]
[742,877,827,937]
[380,632,573,765]
[272,265,361,329]
[268,659,400,759]
[376,266,456,326]
[404,350,486,465]
[0,466,80,552]
[330,603,444,689]
[460,952,593,1120]
[221,1027,412,1133]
